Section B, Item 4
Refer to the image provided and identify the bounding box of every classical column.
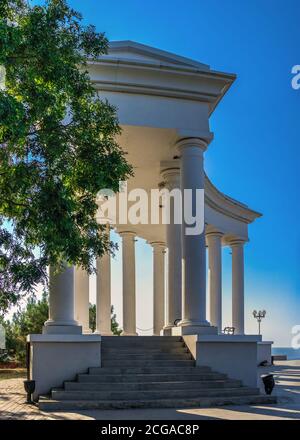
[177,138,210,331]
[43,265,81,334]
[207,231,223,332]
[231,240,245,335]
[160,166,182,334]
[96,251,112,335]
[151,242,166,336]
[74,266,91,333]
[120,231,137,336]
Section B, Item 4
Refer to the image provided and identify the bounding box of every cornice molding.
[88,57,235,115]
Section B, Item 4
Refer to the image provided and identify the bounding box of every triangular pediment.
[106,40,210,70]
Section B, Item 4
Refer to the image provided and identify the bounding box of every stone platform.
[37,336,275,411]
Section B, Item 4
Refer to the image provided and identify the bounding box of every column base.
[178,318,210,327]
[94,330,113,336]
[172,324,218,336]
[162,326,174,336]
[82,328,93,335]
[121,331,138,336]
[43,322,82,335]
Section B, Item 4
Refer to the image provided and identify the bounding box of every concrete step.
[64,379,242,391]
[102,353,192,361]
[88,366,204,375]
[102,348,190,354]
[101,337,184,349]
[39,394,277,411]
[38,332,279,411]
[78,372,227,383]
[51,386,260,401]
[101,336,183,342]
[101,360,195,367]
[102,343,186,350]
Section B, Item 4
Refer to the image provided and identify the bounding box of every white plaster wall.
[196,341,258,388]
[99,91,210,132]
[257,342,273,365]
[30,339,101,400]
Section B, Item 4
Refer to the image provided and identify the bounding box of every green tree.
[0,297,121,365]
[89,304,121,335]
[2,291,49,364]
[0,0,132,313]
[111,305,122,336]
[89,303,96,332]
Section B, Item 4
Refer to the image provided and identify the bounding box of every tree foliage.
[0,0,132,313]
[89,303,121,335]
[1,291,49,364]
[0,297,121,364]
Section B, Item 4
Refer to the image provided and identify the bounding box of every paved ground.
[1,360,300,420]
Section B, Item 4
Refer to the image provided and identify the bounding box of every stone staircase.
[39,336,276,410]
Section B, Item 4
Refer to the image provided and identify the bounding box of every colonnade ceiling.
[96,125,261,245]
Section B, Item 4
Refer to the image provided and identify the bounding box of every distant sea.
[272,347,300,360]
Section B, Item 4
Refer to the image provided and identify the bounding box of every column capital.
[175,129,214,145]
[149,241,166,251]
[229,238,247,248]
[160,162,180,187]
[175,137,208,154]
[119,230,136,238]
[206,231,223,249]
[206,230,224,240]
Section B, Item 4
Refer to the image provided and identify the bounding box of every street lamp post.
[253,310,266,335]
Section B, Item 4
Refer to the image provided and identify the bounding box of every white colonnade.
[43,138,246,337]
[44,233,246,337]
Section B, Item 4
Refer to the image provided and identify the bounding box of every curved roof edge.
[108,40,210,70]
[205,174,262,224]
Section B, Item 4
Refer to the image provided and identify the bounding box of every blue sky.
[32,0,300,345]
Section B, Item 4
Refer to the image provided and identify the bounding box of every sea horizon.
[272,347,300,360]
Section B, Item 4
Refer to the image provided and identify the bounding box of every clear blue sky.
[32,0,300,345]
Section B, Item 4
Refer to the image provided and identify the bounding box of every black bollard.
[262,374,275,395]
[23,379,36,404]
